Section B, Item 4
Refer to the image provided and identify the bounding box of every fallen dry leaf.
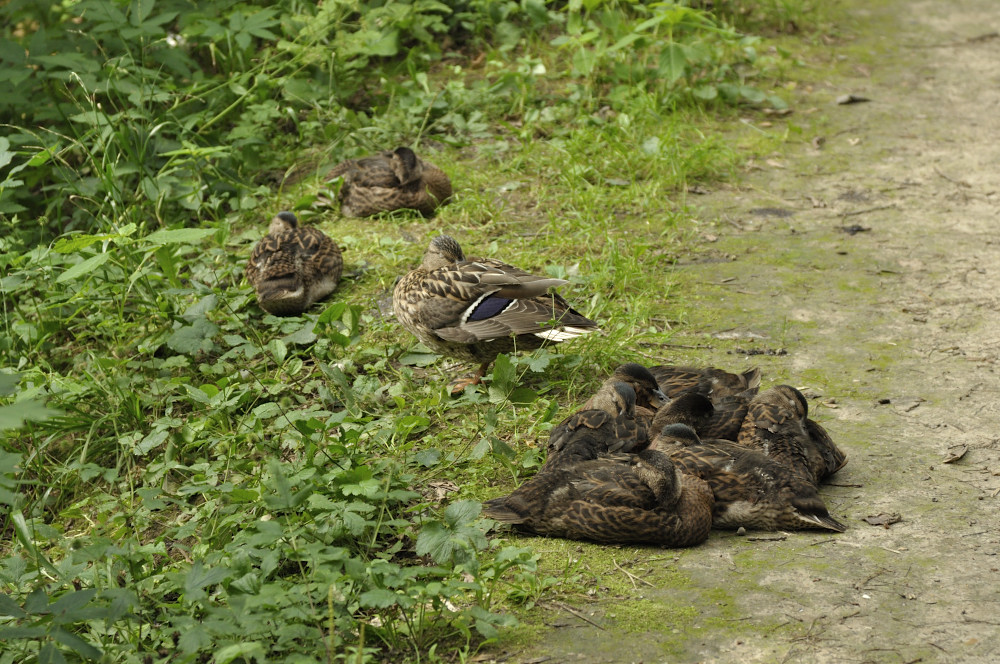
[864,512,902,528]
[942,445,968,464]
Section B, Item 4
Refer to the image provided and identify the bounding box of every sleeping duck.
[326,147,452,217]
[738,385,848,485]
[483,447,714,547]
[245,211,342,316]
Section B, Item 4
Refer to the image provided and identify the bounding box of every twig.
[840,204,895,218]
[613,558,654,588]
[934,166,972,188]
[541,601,606,631]
[810,538,838,546]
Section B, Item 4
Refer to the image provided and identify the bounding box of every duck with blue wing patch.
[393,234,599,394]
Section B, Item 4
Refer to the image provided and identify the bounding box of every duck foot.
[448,362,491,396]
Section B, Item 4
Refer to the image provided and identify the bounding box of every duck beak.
[795,511,847,533]
[654,388,669,407]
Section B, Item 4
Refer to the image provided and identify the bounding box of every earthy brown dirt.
[498,1,1000,662]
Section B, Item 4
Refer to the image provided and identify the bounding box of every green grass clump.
[0,0,815,661]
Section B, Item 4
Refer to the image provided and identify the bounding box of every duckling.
[650,388,754,442]
[483,448,714,547]
[581,363,668,422]
[652,423,846,532]
[393,234,599,393]
[326,147,452,217]
[737,385,848,485]
[245,211,343,316]
[649,365,761,399]
[545,382,648,471]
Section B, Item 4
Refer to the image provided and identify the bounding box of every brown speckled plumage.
[652,422,846,532]
[649,365,761,399]
[326,147,452,217]
[545,382,649,471]
[245,212,342,316]
[581,363,668,420]
[650,386,755,442]
[393,235,599,391]
[738,385,848,485]
[483,448,714,547]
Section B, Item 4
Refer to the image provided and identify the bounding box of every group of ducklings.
[484,363,848,547]
[245,147,848,549]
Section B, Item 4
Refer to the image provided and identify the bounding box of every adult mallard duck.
[393,234,599,393]
[544,382,649,471]
[482,448,714,547]
[737,385,848,485]
[653,422,846,533]
[649,365,761,400]
[325,147,452,217]
[245,211,343,316]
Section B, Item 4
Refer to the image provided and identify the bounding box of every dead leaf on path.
[864,512,902,528]
[427,480,459,502]
[942,445,968,464]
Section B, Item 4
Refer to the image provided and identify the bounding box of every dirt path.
[505,1,1000,661]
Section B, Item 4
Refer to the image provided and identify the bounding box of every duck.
[650,385,756,442]
[325,147,452,218]
[544,382,649,471]
[581,363,668,422]
[482,448,714,547]
[393,234,599,394]
[245,211,343,316]
[737,385,848,485]
[652,422,846,532]
[648,365,761,399]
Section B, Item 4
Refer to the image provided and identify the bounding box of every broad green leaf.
[38,643,67,664]
[444,500,481,527]
[48,588,98,619]
[359,588,398,609]
[508,386,537,404]
[398,351,439,367]
[136,429,168,455]
[11,513,61,577]
[184,561,230,597]
[659,43,688,83]
[55,253,111,283]
[0,593,25,618]
[50,627,103,659]
[213,642,266,664]
[144,228,213,245]
[166,317,218,355]
[0,401,60,430]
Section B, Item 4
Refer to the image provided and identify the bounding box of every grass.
[0,1,831,662]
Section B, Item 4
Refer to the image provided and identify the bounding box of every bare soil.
[497,1,1000,661]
